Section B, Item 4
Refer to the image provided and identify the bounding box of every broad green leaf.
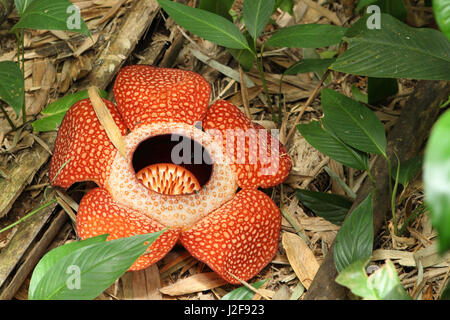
[321,88,387,156]
[390,155,423,187]
[12,0,90,36]
[367,77,398,104]
[424,109,450,253]
[331,14,450,80]
[221,279,267,300]
[296,189,352,226]
[335,258,376,299]
[243,0,275,40]
[29,235,108,298]
[265,24,346,48]
[368,260,411,300]
[198,0,234,20]
[297,121,369,170]
[29,231,164,300]
[0,61,24,117]
[32,89,108,132]
[158,0,250,50]
[336,258,411,300]
[334,192,374,273]
[284,58,336,74]
[14,0,36,16]
[433,0,450,40]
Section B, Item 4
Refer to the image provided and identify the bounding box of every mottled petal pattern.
[49,98,127,189]
[77,187,181,271]
[114,65,211,129]
[180,189,281,284]
[203,100,292,188]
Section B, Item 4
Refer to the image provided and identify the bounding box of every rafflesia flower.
[49,65,292,284]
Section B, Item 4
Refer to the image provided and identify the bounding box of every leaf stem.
[20,28,26,124]
[385,154,400,236]
[285,69,331,143]
[324,166,357,200]
[0,102,16,130]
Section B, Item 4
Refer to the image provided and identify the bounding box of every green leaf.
[356,0,379,12]
[32,89,107,132]
[158,0,250,50]
[41,90,107,116]
[243,0,275,40]
[335,258,376,299]
[424,109,450,253]
[321,88,387,156]
[14,0,36,16]
[434,0,450,40]
[12,0,90,36]
[198,0,234,20]
[296,189,352,226]
[367,77,398,104]
[29,231,164,300]
[336,258,411,300]
[331,14,450,80]
[351,85,369,104]
[228,48,256,71]
[221,279,267,300]
[29,235,108,298]
[334,192,374,273]
[368,260,411,300]
[0,61,24,117]
[265,24,346,48]
[373,0,407,21]
[32,113,66,132]
[391,155,423,187]
[284,58,336,74]
[275,0,294,14]
[297,121,369,170]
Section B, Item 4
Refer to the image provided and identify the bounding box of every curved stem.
[256,43,276,124]
[0,102,16,130]
[0,199,57,235]
[20,29,26,124]
[385,154,400,236]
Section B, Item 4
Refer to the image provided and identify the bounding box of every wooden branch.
[303,80,450,300]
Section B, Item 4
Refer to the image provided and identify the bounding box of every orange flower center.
[136,163,201,195]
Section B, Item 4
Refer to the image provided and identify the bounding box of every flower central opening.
[132,134,213,195]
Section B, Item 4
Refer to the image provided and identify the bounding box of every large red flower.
[49,65,292,284]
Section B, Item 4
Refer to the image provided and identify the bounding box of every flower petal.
[113,65,211,129]
[77,187,181,271]
[49,98,127,189]
[180,189,281,284]
[203,100,292,188]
